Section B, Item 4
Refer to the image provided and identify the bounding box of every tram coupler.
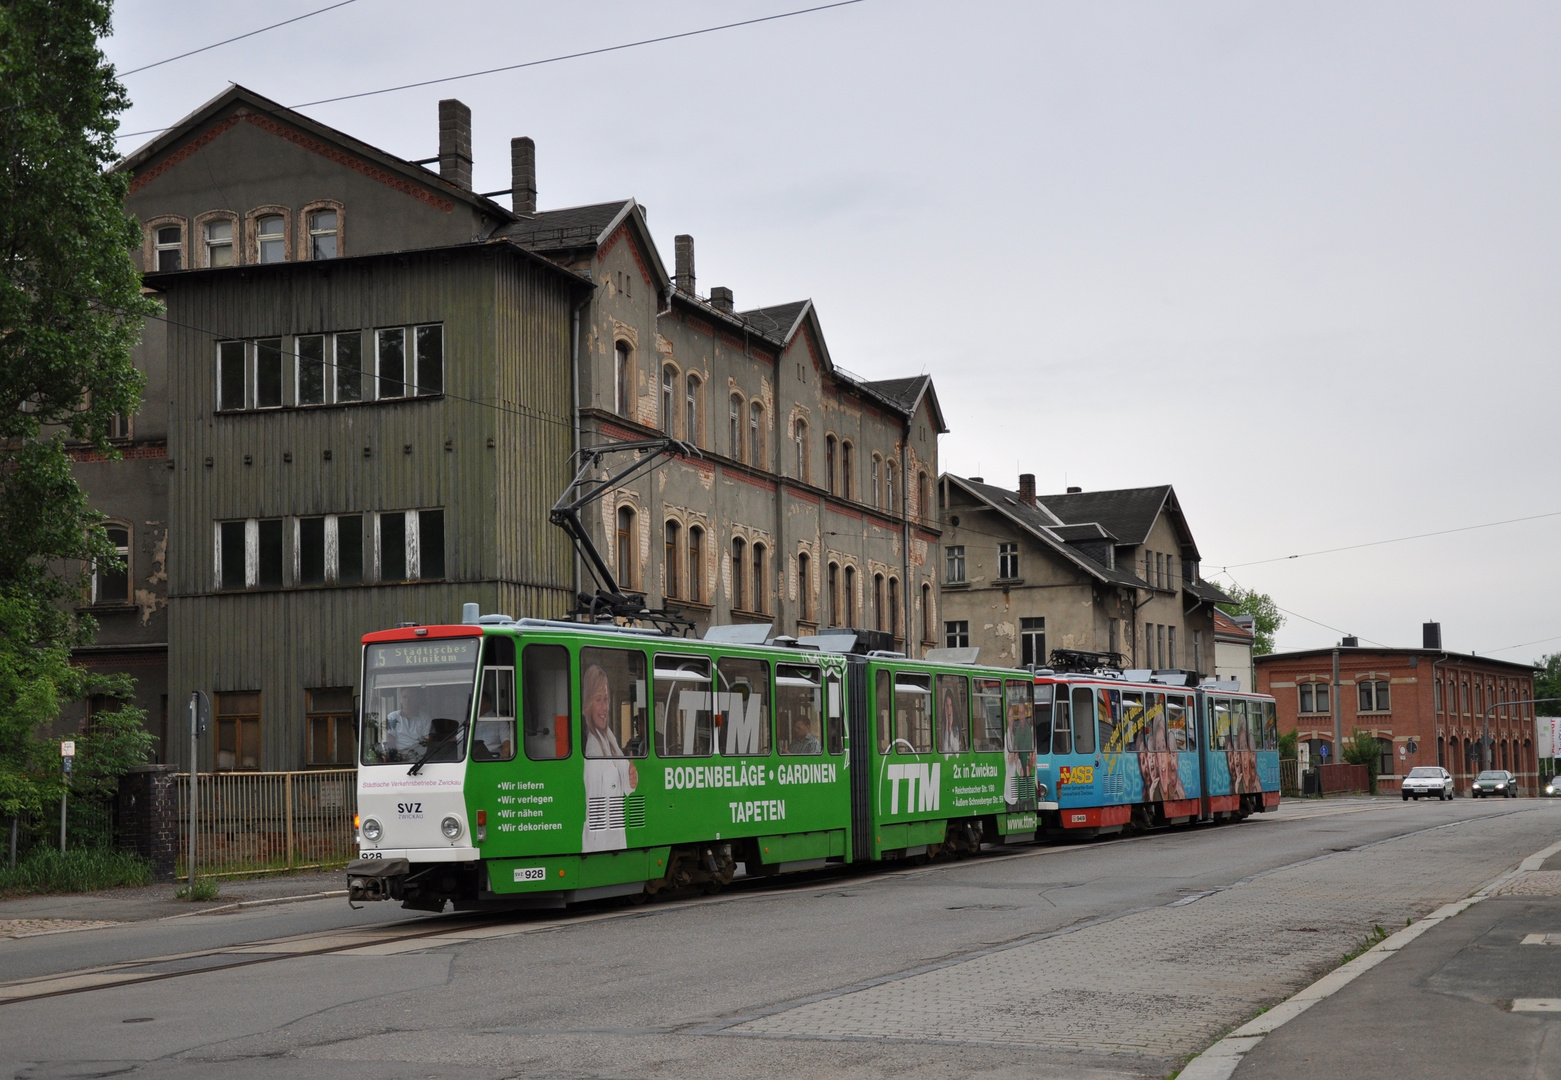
[346,857,410,902]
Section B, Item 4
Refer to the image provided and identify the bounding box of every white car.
[1401,766,1454,801]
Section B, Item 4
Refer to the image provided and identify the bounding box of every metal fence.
[174,770,356,875]
[1280,758,1300,797]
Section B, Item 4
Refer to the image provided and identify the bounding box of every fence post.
[285,772,295,868]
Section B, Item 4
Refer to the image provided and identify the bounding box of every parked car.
[1544,778,1559,797]
[1471,770,1518,798]
[1401,766,1454,801]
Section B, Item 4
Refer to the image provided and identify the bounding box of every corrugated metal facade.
[161,244,580,770]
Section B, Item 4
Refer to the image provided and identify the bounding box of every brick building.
[1256,626,1541,794]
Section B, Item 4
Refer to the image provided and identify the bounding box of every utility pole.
[1331,648,1342,750]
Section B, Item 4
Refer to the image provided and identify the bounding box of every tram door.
[1004,678,1037,813]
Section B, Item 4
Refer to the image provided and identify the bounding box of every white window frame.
[203,217,235,267]
[93,522,132,604]
[153,223,183,271]
[945,545,966,584]
[256,214,287,263]
[998,542,1019,580]
[307,209,339,260]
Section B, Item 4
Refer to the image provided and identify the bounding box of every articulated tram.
[346,617,1276,910]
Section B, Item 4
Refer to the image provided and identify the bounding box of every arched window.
[873,573,885,632]
[257,214,286,263]
[827,562,840,627]
[729,394,743,459]
[918,471,931,521]
[888,578,900,641]
[921,582,932,643]
[685,374,701,446]
[152,221,184,271]
[825,435,837,494]
[798,552,812,623]
[750,402,764,467]
[687,526,704,603]
[662,365,676,432]
[307,207,339,260]
[885,461,897,515]
[94,522,132,604]
[615,506,637,589]
[731,536,747,611]
[202,216,236,268]
[794,418,809,482]
[844,565,855,626]
[615,342,634,418]
[752,543,767,614]
[871,455,881,508]
[664,520,681,598]
[841,442,853,500]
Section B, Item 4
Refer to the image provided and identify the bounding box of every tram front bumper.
[347,857,411,902]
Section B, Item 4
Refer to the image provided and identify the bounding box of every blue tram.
[1034,666,1280,835]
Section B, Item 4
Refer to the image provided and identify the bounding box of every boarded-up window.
[216,691,261,771]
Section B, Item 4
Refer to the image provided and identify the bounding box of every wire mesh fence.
[174,770,357,875]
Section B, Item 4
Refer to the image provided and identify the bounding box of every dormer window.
[258,215,286,263]
[308,209,338,259]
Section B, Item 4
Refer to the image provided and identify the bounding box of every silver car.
[1471,770,1518,798]
[1401,766,1454,801]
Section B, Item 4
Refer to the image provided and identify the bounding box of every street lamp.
[1476,697,1561,785]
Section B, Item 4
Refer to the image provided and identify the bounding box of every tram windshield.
[360,638,480,765]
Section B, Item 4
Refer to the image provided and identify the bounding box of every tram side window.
[474,636,516,761]
[1032,683,1054,752]
[777,664,824,755]
[1166,695,1189,752]
[972,678,1004,752]
[937,674,969,753]
[1097,688,1119,752]
[1229,699,1248,751]
[1264,701,1279,749]
[1051,686,1072,755]
[654,654,713,757]
[718,657,770,756]
[826,672,845,754]
[1070,686,1095,755]
[1211,698,1231,750]
[1247,700,1264,750]
[895,672,933,754]
[581,647,648,758]
[876,669,892,753]
[1005,679,1035,754]
[523,644,572,761]
[1121,692,1146,752]
[1145,693,1168,753]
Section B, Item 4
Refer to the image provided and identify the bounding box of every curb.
[1176,836,1561,1080]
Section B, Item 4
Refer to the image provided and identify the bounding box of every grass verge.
[0,848,153,896]
[175,877,220,902]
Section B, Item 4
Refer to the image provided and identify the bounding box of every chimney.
[1342,635,1359,648]
[1066,485,1083,494]
[675,235,696,294]
[1018,473,1036,506]
[510,137,536,214]
[438,99,472,191]
[710,285,733,313]
[969,476,984,483]
[1423,621,1442,650]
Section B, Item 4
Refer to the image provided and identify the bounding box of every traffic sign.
[60,740,75,758]
[1319,743,1330,759]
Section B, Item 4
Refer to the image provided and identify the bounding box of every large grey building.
[101,85,944,771]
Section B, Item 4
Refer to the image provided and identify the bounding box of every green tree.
[1534,653,1561,711]
[1341,728,1382,795]
[0,0,157,824]
[1217,586,1285,655]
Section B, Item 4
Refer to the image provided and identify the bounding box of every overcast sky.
[105,1,1561,662]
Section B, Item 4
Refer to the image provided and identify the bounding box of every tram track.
[2,798,1536,1007]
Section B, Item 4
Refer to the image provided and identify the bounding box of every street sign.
[60,740,75,758]
[188,690,210,737]
[1319,743,1330,759]
[1406,739,1418,754]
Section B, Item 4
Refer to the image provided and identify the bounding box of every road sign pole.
[59,741,75,853]
[188,694,198,889]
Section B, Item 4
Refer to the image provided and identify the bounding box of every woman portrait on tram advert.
[581,662,638,852]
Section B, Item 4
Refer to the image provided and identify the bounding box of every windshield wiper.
[407,721,466,776]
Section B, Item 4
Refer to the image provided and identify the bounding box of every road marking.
[1177,832,1561,1080]
[1521,933,1560,945]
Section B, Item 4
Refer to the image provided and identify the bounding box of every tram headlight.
[361,817,383,843]
[440,815,463,840]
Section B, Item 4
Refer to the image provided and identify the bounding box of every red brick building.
[1256,634,1541,794]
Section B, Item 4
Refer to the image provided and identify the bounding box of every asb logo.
[885,762,940,814]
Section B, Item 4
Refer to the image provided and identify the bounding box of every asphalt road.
[2,796,1556,1080]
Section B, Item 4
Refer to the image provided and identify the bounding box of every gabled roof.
[1037,484,1200,558]
[740,300,810,341]
[1187,578,1236,606]
[500,199,672,296]
[116,84,514,220]
[1214,608,1255,641]
[942,474,1147,591]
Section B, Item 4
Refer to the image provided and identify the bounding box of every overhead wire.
[1216,510,1561,571]
[112,0,869,141]
[118,1,360,77]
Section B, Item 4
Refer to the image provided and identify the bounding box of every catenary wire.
[112,0,868,140]
[117,1,360,77]
[1217,511,1561,571]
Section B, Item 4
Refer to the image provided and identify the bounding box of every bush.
[1342,729,1382,794]
[0,847,151,895]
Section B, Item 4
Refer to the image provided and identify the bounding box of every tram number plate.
[359,851,384,859]
[513,867,547,883]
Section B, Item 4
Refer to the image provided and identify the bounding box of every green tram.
[346,617,1040,910]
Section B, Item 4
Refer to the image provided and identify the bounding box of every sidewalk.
[0,868,347,936]
[1229,851,1561,1079]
